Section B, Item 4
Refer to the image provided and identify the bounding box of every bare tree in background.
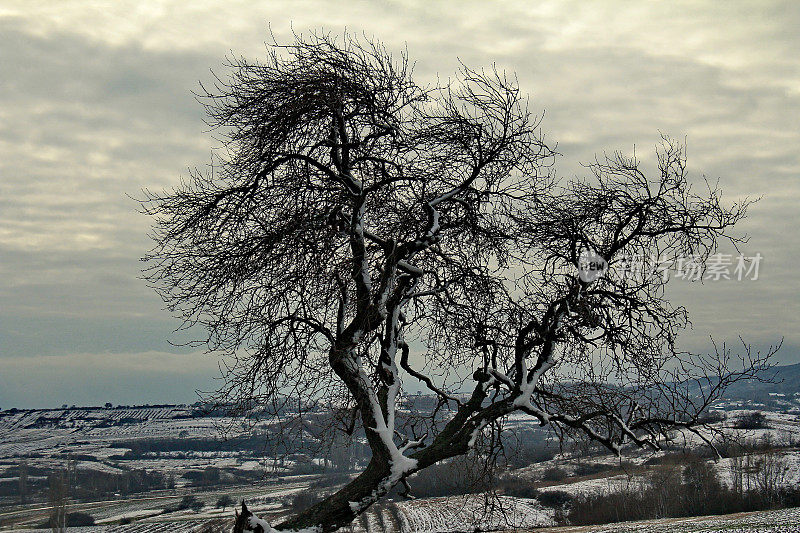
[48,471,67,533]
[18,460,28,504]
[143,33,776,532]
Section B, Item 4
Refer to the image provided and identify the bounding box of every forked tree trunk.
[276,380,507,532]
[276,443,459,532]
[277,458,391,532]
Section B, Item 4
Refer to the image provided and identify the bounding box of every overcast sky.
[1,1,798,409]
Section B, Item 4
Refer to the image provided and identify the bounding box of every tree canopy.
[142,32,775,532]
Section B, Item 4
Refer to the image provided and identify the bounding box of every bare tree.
[48,471,68,533]
[143,32,776,532]
[217,494,235,512]
[18,460,28,504]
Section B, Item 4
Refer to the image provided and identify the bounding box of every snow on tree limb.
[146,32,776,533]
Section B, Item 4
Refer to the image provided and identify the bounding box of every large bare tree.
[143,33,775,532]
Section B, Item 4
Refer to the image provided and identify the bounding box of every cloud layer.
[1,1,798,407]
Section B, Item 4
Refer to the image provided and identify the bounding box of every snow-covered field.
[0,406,253,458]
[6,504,800,532]
[538,506,800,532]
[393,494,552,532]
[2,405,800,532]
[506,409,800,500]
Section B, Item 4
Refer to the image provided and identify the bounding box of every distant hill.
[712,362,800,410]
[3,363,799,421]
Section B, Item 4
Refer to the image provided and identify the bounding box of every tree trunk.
[277,458,391,532]
[277,384,509,532]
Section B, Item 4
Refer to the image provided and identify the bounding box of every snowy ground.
[508,409,800,499]
[538,506,800,532]
[0,480,309,531]
[391,494,552,532]
[5,505,800,532]
[3,406,800,532]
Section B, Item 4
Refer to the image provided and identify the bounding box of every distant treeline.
[110,434,300,458]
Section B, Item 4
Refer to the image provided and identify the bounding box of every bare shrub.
[216,494,234,511]
[287,490,326,514]
[568,481,654,525]
[569,454,795,526]
[752,449,789,502]
[495,477,539,499]
[537,490,573,508]
[697,410,727,424]
[404,456,491,498]
[540,466,569,482]
[734,411,769,429]
[681,459,723,517]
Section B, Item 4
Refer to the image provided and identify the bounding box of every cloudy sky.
[1,1,798,408]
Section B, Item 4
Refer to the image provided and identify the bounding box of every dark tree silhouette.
[143,33,776,532]
[217,494,235,512]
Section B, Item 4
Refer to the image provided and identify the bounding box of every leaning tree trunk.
[277,459,391,532]
[277,378,509,532]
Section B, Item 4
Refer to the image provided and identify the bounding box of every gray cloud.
[1,2,798,407]
[0,351,218,409]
